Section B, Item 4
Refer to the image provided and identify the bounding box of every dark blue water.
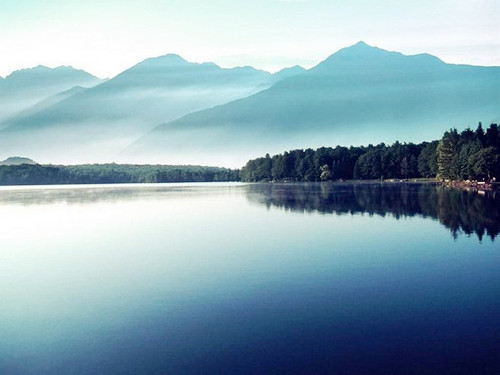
[0,183,499,374]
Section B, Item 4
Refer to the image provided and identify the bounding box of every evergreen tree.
[485,124,499,148]
[468,147,499,180]
[418,141,438,177]
[475,122,485,145]
[437,129,460,179]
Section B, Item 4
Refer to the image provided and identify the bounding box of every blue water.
[0,183,498,374]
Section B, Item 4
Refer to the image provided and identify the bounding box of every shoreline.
[441,180,498,191]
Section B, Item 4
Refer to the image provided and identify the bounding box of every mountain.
[127,42,500,167]
[0,55,300,163]
[0,156,37,165]
[272,65,306,82]
[0,65,103,123]
[5,86,88,123]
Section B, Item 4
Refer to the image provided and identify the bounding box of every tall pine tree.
[437,129,460,179]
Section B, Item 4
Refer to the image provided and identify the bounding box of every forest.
[0,123,498,185]
[240,123,500,182]
[0,164,239,185]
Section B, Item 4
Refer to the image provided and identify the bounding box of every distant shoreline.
[0,163,239,186]
[1,175,498,192]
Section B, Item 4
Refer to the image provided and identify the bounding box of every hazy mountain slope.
[0,55,291,163]
[128,42,500,167]
[3,86,88,125]
[271,65,306,82]
[0,65,103,123]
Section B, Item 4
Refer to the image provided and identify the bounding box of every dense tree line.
[437,123,500,180]
[1,123,498,185]
[240,123,499,182]
[0,163,239,185]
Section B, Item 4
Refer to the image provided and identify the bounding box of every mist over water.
[0,182,499,374]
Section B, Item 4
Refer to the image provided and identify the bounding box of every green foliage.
[241,145,369,182]
[354,148,385,179]
[468,147,499,180]
[436,123,500,180]
[244,141,425,181]
[0,163,239,185]
[241,123,499,182]
[0,164,62,185]
[2,124,498,185]
[437,129,460,179]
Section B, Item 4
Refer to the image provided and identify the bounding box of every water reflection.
[245,182,500,241]
[0,183,241,205]
[1,182,499,374]
[1,182,498,241]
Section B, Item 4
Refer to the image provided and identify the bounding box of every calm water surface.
[0,182,499,374]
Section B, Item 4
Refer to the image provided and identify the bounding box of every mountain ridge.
[0,53,304,163]
[0,65,104,124]
[0,42,498,166]
[1,65,103,84]
[126,42,499,167]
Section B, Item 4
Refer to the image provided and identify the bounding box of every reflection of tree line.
[244,183,500,241]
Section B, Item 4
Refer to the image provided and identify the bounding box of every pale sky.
[1,0,498,79]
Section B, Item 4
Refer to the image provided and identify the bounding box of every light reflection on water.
[0,182,498,374]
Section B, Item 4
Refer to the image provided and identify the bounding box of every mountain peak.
[273,65,306,81]
[5,65,100,80]
[336,41,388,56]
[2,65,102,86]
[313,42,445,73]
[142,53,189,66]
[122,54,191,75]
[159,53,187,62]
[6,65,51,79]
[352,41,370,47]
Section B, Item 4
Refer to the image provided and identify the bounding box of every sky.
[0,0,498,79]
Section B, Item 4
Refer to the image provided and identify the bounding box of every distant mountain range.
[0,42,498,166]
[0,55,300,163]
[0,65,103,124]
[128,42,500,166]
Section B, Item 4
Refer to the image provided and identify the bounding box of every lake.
[0,182,499,374]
